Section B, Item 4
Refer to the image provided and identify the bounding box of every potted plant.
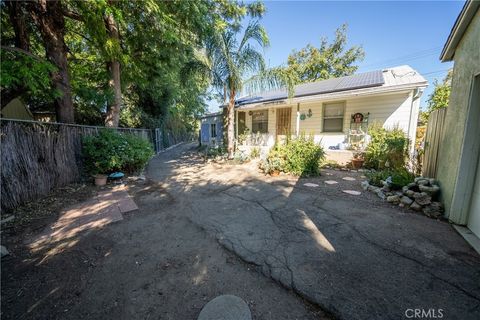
[351,152,365,169]
[94,173,108,186]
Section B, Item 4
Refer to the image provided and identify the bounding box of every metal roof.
[236,70,385,106]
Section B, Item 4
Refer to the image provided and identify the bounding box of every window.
[252,110,268,133]
[323,102,345,132]
[210,123,217,138]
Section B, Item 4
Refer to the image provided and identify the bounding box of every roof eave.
[235,82,428,109]
[440,0,480,62]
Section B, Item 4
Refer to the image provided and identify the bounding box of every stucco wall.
[436,9,480,220]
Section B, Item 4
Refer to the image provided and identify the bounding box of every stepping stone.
[198,295,251,320]
[342,177,356,181]
[303,183,319,187]
[324,180,338,185]
[342,190,361,195]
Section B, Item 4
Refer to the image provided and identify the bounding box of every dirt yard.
[1,147,328,320]
[2,143,479,320]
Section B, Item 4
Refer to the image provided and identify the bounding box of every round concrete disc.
[197,295,251,320]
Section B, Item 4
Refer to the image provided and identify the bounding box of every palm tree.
[207,20,270,159]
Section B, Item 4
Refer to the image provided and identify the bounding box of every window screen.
[252,110,268,133]
[323,102,345,132]
[210,123,217,138]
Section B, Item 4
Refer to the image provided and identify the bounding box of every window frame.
[210,123,217,138]
[322,102,346,133]
[251,109,269,134]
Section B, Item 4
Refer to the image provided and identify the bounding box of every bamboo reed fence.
[422,108,447,178]
[0,118,193,212]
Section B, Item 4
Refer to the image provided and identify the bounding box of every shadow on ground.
[1,144,327,320]
[147,143,480,320]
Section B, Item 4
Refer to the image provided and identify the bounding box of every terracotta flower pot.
[270,170,280,176]
[94,174,108,186]
[351,158,364,169]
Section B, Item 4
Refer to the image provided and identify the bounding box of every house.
[1,98,34,120]
[200,111,224,146]
[435,0,480,248]
[203,65,426,163]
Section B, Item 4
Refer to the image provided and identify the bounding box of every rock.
[361,181,370,191]
[395,191,403,197]
[414,176,425,183]
[422,202,444,218]
[304,183,319,187]
[387,195,400,204]
[407,182,417,189]
[375,189,386,200]
[402,186,409,193]
[1,245,9,258]
[404,190,415,198]
[398,203,405,208]
[324,180,338,185]
[198,295,251,320]
[342,190,362,196]
[410,202,422,211]
[400,196,414,206]
[381,186,390,193]
[413,192,431,206]
[367,185,379,192]
[417,179,430,186]
[419,185,440,196]
[428,178,436,186]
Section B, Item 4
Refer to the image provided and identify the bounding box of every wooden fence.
[422,108,447,178]
[0,119,193,212]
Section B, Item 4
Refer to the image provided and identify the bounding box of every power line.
[361,46,443,69]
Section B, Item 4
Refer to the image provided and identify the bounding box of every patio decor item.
[94,174,108,186]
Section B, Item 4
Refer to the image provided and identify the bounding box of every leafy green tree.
[420,70,452,123]
[282,24,364,84]
[207,20,269,158]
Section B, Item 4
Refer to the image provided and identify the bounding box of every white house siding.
[237,90,416,151]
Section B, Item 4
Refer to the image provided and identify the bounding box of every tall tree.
[28,0,75,123]
[103,8,122,127]
[282,24,364,84]
[420,69,452,123]
[207,20,269,158]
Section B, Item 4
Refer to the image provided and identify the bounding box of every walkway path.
[148,143,480,320]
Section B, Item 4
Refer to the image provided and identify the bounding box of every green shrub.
[364,124,409,170]
[250,147,260,159]
[82,129,154,175]
[261,135,325,176]
[366,168,415,189]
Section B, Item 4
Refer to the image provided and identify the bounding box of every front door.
[276,107,292,136]
[238,111,246,135]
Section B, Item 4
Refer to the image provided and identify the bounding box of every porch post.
[296,103,300,136]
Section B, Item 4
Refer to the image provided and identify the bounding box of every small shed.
[200,111,224,146]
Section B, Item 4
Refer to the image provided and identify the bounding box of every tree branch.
[0,45,44,62]
[63,9,83,21]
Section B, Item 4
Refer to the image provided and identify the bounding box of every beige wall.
[436,9,480,223]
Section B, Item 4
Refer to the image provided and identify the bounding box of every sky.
[206,0,465,112]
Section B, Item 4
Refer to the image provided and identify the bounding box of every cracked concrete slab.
[148,144,480,320]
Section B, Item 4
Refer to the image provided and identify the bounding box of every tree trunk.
[104,13,122,127]
[6,1,29,51]
[29,0,75,123]
[226,90,236,159]
[1,1,29,108]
